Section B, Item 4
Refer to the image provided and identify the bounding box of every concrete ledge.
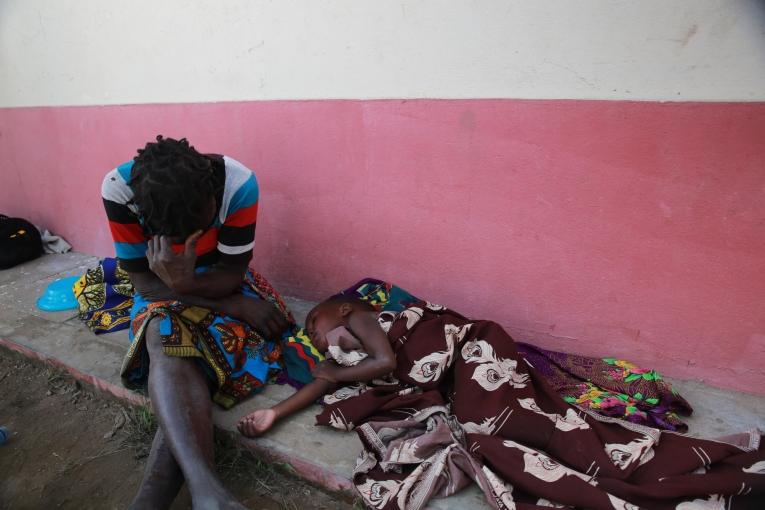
[2,253,764,510]
[0,338,148,408]
[235,435,356,495]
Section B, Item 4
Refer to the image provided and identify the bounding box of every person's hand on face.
[221,294,289,339]
[147,231,202,293]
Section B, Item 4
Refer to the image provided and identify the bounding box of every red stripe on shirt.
[109,221,147,244]
[224,203,258,228]
[171,228,219,256]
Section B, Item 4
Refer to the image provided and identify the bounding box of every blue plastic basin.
[36,275,80,312]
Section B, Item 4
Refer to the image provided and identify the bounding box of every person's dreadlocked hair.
[128,136,220,238]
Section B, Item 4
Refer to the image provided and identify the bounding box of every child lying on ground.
[237,297,395,437]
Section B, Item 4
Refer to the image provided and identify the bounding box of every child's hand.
[312,361,341,383]
[237,408,277,437]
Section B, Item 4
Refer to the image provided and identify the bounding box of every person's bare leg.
[129,428,184,510]
[144,319,246,510]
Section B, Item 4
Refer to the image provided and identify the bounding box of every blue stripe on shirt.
[116,161,134,183]
[115,241,147,260]
[228,174,259,213]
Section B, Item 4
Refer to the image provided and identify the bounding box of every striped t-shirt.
[101,155,259,272]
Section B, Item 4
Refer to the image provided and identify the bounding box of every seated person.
[238,297,394,437]
[103,136,290,509]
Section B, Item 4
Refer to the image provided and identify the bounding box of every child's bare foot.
[237,408,277,437]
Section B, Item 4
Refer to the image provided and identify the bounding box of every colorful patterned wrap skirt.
[120,271,295,409]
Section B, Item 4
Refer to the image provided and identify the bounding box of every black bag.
[0,215,43,269]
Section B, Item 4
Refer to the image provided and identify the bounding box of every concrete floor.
[1,253,763,509]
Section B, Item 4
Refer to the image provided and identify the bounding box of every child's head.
[305,297,375,352]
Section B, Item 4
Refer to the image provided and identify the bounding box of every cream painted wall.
[1,0,764,106]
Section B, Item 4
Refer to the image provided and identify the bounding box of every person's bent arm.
[172,256,250,298]
[128,270,230,310]
[273,378,337,419]
[311,310,396,384]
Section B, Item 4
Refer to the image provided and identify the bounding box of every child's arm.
[237,377,336,438]
[272,377,336,419]
[238,305,395,438]
[312,310,396,384]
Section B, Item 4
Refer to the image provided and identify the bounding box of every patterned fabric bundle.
[74,258,134,334]
[280,328,324,384]
[516,344,693,432]
[317,302,765,510]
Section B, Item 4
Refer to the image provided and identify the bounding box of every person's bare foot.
[237,408,277,437]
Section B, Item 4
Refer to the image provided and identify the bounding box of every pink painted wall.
[1,100,763,393]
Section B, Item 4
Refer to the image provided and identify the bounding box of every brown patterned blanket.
[316,301,764,509]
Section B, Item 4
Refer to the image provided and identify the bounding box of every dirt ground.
[0,350,356,510]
